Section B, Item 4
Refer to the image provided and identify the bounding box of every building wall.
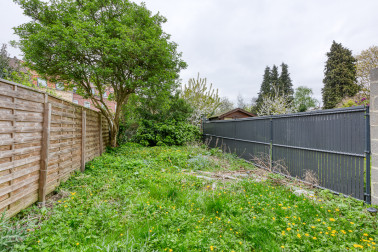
[30,71,116,113]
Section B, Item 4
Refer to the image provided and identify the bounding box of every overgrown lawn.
[5,143,378,251]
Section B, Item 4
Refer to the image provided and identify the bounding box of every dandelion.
[177,229,180,232]
[313,237,317,240]
[120,234,123,236]
[350,222,354,225]
[329,218,335,222]
[76,243,79,246]
[353,244,363,248]
[305,233,309,237]
[210,246,214,251]
[297,233,301,238]
[363,233,369,237]
[311,226,315,229]
[287,228,292,231]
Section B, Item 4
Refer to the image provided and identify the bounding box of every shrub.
[133,119,200,146]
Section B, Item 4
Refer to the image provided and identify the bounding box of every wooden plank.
[0,126,43,134]
[0,146,41,159]
[0,100,44,113]
[38,102,51,205]
[51,110,78,119]
[0,88,43,103]
[0,164,39,184]
[0,183,39,210]
[0,155,40,172]
[81,110,86,172]
[0,114,43,122]
[0,174,39,197]
[0,136,42,147]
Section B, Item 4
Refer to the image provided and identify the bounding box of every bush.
[133,119,200,146]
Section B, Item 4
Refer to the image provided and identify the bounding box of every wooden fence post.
[38,102,51,206]
[99,113,103,155]
[81,110,86,172]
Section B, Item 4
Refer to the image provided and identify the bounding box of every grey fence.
[203,106,371,203]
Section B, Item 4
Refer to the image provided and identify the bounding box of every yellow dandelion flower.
[363,233,369,236]
[305,233,309,236]
[287,228,292,231]
[313,237,317,240]
[311,226,315,229]
[76,243,79,246]
[350,222,354,224]
[329,218,335,222]
[297,233,301,238]
[281,245,285,248]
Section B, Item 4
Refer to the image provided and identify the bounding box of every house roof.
[208,108,256,119]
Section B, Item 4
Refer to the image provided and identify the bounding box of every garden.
[3,143,377,251]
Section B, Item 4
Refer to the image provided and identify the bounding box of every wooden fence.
[0,79,110,217]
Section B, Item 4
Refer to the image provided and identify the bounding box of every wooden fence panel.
[0,79,110,217]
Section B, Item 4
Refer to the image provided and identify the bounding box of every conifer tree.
[255,66,271,110]
[278,63,294,101]
[322,41,359,109]
[270,65,279,93]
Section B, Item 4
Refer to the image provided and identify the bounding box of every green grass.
[5,143,378,251]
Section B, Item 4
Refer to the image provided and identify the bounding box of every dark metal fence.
[203,106,371,203]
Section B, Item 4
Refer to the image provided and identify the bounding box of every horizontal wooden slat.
[0,113,43,122]
[0,155,40,172]
[0,174,39,197]
[0,164,39,185]
[0,135,42,147]
[0,126,42,134]
[0,146,41,159]
[0,87,43,103]
[0,100,44,113]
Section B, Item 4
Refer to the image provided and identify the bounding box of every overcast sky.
[1,0,377,104]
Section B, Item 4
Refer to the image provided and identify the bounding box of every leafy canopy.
[14,0,186,146]
[322,41,358,109]
[293,86,319,112]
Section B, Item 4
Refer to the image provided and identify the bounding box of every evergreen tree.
[270,65,279,93]
[322,41,359,109]
[256,66,271,110]
[278,63,294,100]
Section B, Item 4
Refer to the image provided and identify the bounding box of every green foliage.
[0,212,27,251]
[293,86,319,112]
[181,73,221,125]
[356,45,378,97]
[256,63,294,112]
[133,119,200,146]
[119,91,196,146]
[14,0,186,147]
[322,41,359,109]
[278,63,294,101]
[336,93,369,108]
[9,144,378,251]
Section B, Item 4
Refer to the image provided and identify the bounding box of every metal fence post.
[365,106,371,204]
[270,116,273,170]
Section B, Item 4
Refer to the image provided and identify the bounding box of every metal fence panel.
[203,106,370,202]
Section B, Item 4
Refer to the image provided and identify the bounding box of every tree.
[255,66,271,110]
[270,65,279,95]
[180,73,221,125]
[356,45,378,96]
[14,0,186,147]
[278,63,294,100]
[293,86,319,112]
[0,43,35,88]
[216,97,234,114]
[257,86,293,116]
[322,41,359,109]
[0,44,12,79]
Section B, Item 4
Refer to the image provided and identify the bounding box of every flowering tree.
[181,73,221,125]
[257,86,293,116]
